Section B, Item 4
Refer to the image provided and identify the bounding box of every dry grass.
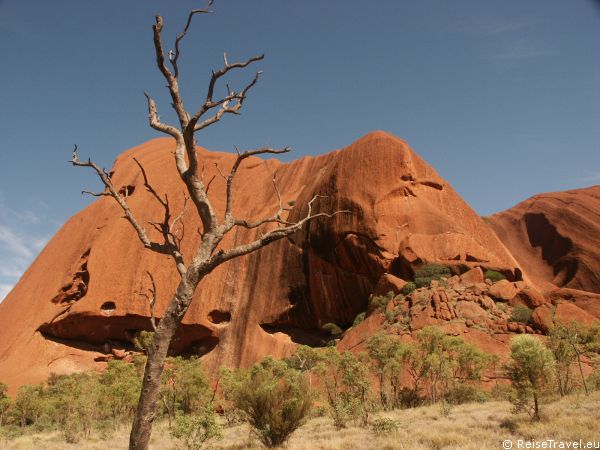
[3,391,600,449]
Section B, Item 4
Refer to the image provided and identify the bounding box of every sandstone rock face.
[459,267,484,286]
[0,132,524,392]
[488,186,600,308]
[342,275,544,361]
[373,274,407,296]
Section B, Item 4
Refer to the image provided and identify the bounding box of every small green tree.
[505,335,555,420]
[316,348,373,428]
[446,341,490,404]
[0,383,10,426]
[284,345,326,388]
[417,327,460,403]
[46,372,100,442]
[10,384,47,428]
[548,325,578,396]
[403,327,490,406]
[366,333,407,410]
[170,408,221,450]
[160,357,211,426]
[223,358,311,448]
[98,360,142,424]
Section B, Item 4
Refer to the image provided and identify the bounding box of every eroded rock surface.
[488,185,600,320]
[0,131,523,391]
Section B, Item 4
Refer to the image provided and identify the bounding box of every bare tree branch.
[192,67,263,132]
[136,271,159,332]
[211,195,349,268]
[223,147,291,227]
[68,7,350,449]
[144,93,182,139]
[133,158,187,276]
[151,16,188,128]
[81,190,111,197]
[70,145,167,254]
[146,271,158,332]
[170,3,214,77]
[170,194,188,247]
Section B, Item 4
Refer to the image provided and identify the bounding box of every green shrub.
[414,264,452,288]
[46,372,100,440]
[0,383,10,426]
[483,270,506,282]
[133,330,155,353]
[370,417,398,435]
[170,410,222,450]
[353,312,366,327]
[223,358,312,448]
[0,424,20,442]
[160,357,212,428]
[10,384,48,428]
[322,322,343,336]
[505,335,555,420]
[588,366,600,391]
[444,385,488,405]
[285,346,326,373]
[366,333,409,410]
[369,292,394,312]
[510,305,533,324]
[316,348,373,428]
[98,360,141,422]
[401,281,417,295]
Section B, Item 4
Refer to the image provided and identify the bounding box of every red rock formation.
[0,131,525,393]
[488,186,600,294]
[488,185,600,320]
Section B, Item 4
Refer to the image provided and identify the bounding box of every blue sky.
[1,0,599,301]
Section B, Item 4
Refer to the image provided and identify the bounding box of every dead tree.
[70,4,345,450]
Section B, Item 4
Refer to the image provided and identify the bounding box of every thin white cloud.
[0,194,41,225]
[0,284,14,302]
[452,17,535,36]
[0,224,35,260]
[0,197,51,301]
[495,39,550,60]
[0,264,25,278]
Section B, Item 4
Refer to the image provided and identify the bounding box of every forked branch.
[135,271,159,332]
[223,146,291,227]
[70,146,186,274]
[70,146,157,251]
[170,2,214,78]
[209,194,349,269]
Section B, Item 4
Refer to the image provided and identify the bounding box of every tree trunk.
[129,286,194,450]
[379,372,387,409]
[574,348,589,396]
[532,391,540,421]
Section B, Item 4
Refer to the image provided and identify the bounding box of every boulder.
[531,305,554,333]
[373,273,407,296]
[478,295,497,311]
[514,287,547,308]
[460,267,484,285]
[454,301,487,320]
[488,280,519,302]
[554,302,597,327]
